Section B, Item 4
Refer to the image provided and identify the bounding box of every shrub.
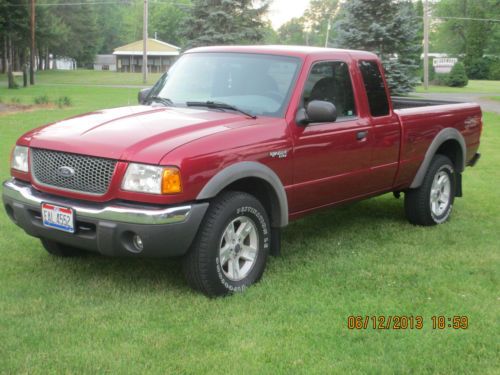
[56,96,72,108]
[431,73,449,86]
[488,58,500,80]
[447,62,468,87]
[34,95,50,105]
[465,58,489,80]
[10,97,21,104]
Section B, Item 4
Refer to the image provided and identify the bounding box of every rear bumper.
[2,179,208,257]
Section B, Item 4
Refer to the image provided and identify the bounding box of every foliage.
[277,17,306,45]
[446,62,468,87]
[488,58,500,80]
[33,94,49,105]
[182,0,269,48]
[432,73,449,86]
[277,0,339,46]
[335,0,421,95]
[432,0,500,75]
[303,0,339,47]
[56,96,72,107]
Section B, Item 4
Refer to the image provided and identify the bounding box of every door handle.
[356,131,368,140]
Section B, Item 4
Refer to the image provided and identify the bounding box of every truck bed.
[391,96,460,110]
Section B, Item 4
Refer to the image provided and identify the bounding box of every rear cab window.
[358,60,390,117]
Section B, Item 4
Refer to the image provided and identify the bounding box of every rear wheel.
[182,191,270,297]
[41,239,86,257]
[404,155,456,226]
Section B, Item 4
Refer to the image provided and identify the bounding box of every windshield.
[149,52,301,117]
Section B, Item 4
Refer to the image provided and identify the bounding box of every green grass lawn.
[415,80,500,94]
[0,69,163,87]
[0,84,499,374]
[486,96,500,102]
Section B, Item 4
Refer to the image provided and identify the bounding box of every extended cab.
[3,46,482,296]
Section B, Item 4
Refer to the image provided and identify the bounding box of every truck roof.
[185,45,378,60]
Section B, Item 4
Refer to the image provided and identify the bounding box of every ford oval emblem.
[57,166,75,177]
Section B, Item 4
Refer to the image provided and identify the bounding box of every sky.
[267,0,311,29]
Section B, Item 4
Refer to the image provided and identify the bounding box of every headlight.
[121,163,182,194]
[11,146,29,172]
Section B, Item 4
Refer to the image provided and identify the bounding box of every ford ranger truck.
[3,46,482,296]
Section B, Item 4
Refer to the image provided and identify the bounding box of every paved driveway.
[414,92,500,114]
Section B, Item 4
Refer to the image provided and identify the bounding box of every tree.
[277,17,306,45]
[302,0,339,46]
[432,0,500,79]
[447,61,468,87]
[150,1,190,47]
[334,0,420,95]
[182,0,270,48]
[0,0,29,88]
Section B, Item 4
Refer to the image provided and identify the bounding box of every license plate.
[41,203,75,233]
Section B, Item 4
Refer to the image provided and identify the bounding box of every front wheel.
[182,191,270,297]
[404,155,456,226]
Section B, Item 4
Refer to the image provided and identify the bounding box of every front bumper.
[2,179,208,257]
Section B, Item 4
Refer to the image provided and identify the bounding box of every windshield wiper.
[149,96,174,106]
[186,101,257,119]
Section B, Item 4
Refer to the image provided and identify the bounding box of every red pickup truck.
[3,46,482,296]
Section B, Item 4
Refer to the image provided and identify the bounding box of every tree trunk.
[14,47,20,72]
[45,47,50,71]
[23,64,28,87]
[1,36,6,74]
[38,48,43,70]
[7,36,16,89]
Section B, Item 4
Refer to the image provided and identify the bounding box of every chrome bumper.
[2,179,191,225]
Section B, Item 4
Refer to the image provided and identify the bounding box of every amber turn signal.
[161,167,182,194]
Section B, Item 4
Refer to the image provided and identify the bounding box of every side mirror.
[296,100,337,125]
[138,88,152,104]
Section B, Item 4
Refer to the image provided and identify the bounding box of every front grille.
[31,149,117,195]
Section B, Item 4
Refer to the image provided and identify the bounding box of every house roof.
[113,38,180,56]
[94,54,116,65]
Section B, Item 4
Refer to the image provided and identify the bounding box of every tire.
[404,154,456,226]
[41,239,86,257]
[182,191,271,297]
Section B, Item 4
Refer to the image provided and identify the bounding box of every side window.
[358,60,390,117]
[303,61,356,118]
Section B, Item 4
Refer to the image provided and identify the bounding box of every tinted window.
[358,60,390,117]
[302,61,356,118]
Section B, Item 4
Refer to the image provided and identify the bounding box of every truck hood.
[22,105,253,164]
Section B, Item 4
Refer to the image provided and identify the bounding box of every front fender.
[196,161,289,227]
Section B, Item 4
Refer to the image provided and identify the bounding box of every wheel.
[41,239,86,257]
[404,154,456,226]
[182,191,271,297]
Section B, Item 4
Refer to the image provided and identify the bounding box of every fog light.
[133,235,144,252]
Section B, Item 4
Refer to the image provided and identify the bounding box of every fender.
[196,161,289,227]
[410,128,466,188]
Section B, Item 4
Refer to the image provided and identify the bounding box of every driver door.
[290,60,374,213]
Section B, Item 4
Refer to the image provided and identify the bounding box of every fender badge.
[269,150,288,159]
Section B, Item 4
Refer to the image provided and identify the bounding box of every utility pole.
[142,0,148,84]
[30,0,35,85]
[423,0,429,90]
[325,19,331,48]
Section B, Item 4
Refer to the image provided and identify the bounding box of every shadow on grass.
[282,194,405,254]
[38,194,405,292]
